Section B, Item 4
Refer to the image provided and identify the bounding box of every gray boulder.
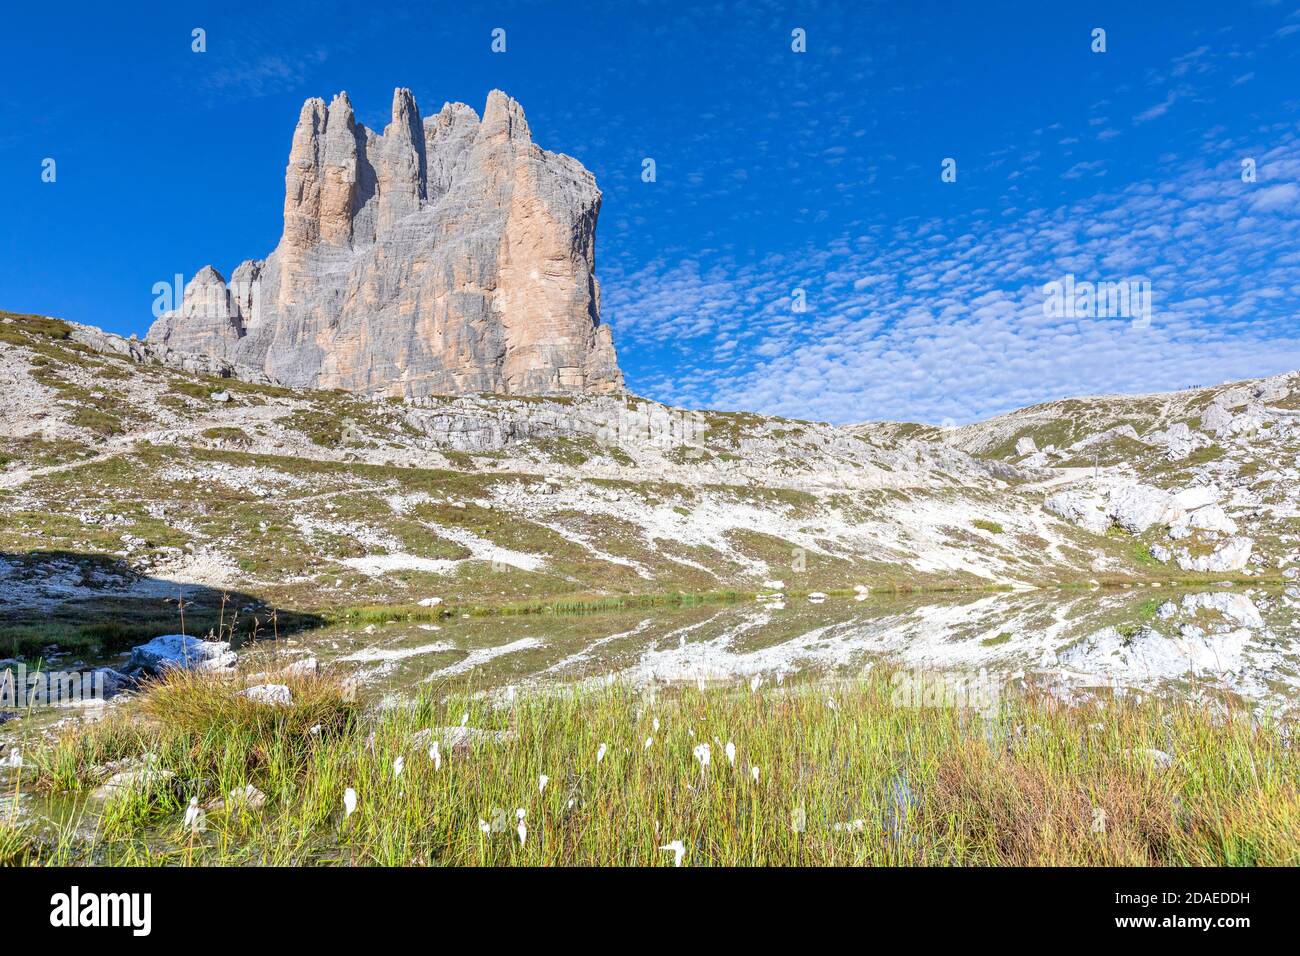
[127,635,237,675]
[1107,484,1178,534]
[1176,537,1254,573]
[1044,490,1109,534]
[1169,504,1237,540]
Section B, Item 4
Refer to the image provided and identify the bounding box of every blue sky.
[2,0,1299,424]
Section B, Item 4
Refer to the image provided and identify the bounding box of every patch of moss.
[201,427,253,446]
[1131,541,1158,566]
[1182,444,1227,467]
[0,311,73,345]
[666,445,713,465]
[441,450,476,471]
[69,406,125,437]
[280,411,348,448]
[170,381,214,401]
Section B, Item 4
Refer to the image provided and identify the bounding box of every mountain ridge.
[4,307,1299,704]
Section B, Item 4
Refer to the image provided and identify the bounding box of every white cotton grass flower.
[478,818,491,834]
[539,774,549,794]
[596,743,607,764]
[460,711,469,727]
[652,717,660,733]
[309,723,322,736]
[429,741,441,771]
[726,741,736,766]
[827,696,838,711]
[644,736,653,750]
[751,766,760,784]
[393,756,405,778]
[660,840,685,867]
[516,808,527,847]
[693,743,711,770]
[182,796,206,833]
[344,787,358,818]
[750,674,762,692]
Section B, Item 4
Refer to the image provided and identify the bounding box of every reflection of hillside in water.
[244,588,1298,708]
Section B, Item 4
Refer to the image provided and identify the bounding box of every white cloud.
[1249,183,1299,212]
[604,135,1300,425]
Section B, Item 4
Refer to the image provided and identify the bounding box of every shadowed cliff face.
[147,89,624,400]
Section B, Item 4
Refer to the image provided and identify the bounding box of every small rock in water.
[93,767,177,801]
[208,784,268,812]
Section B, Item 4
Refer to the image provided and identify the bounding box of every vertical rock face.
[148,88,623,398]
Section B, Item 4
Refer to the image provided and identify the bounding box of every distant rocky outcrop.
[148,89,623,399]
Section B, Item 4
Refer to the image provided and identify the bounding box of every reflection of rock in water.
[979,714,1015,754]
[882,773,920,848]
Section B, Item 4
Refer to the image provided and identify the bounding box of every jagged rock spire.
[148,88,623,398]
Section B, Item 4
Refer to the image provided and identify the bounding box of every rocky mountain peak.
[481,88,532,142]
[148,87,623,399]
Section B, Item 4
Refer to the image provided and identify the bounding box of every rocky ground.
[1,309,1297,711]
